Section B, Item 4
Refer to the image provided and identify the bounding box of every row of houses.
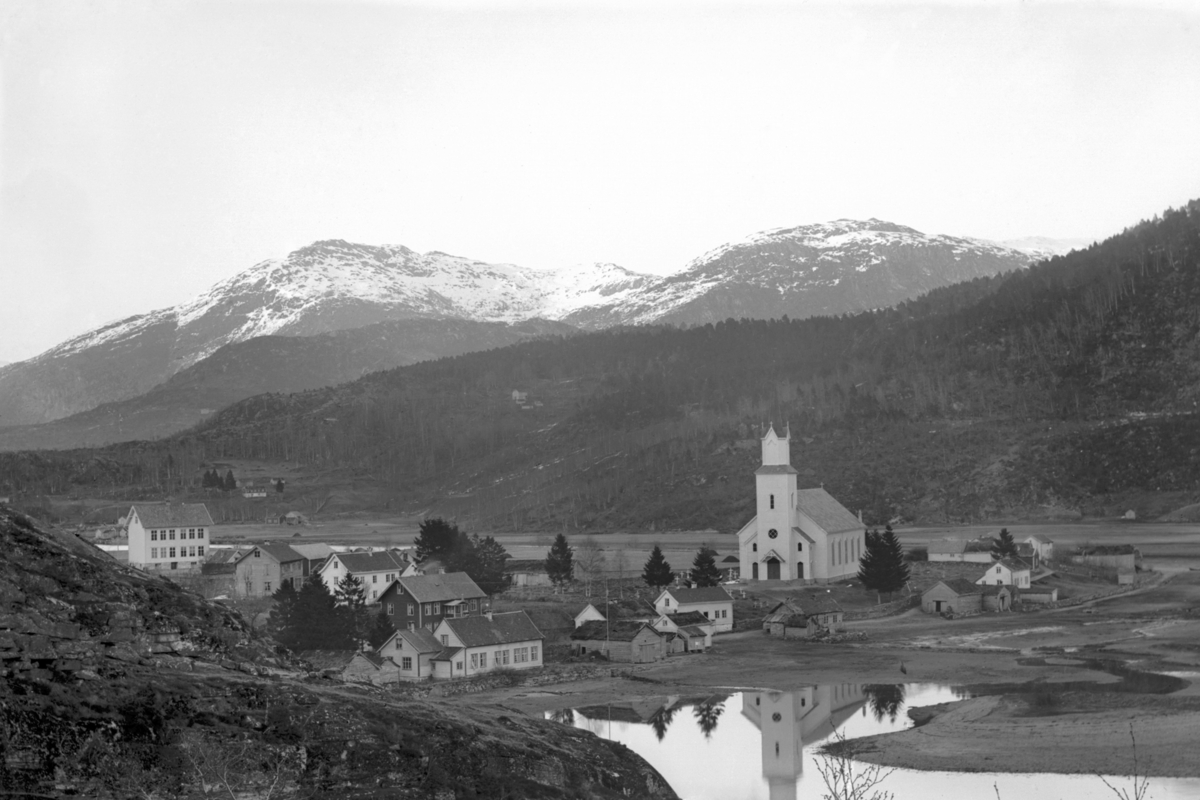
[927,534,1054,567]
[569,587,736,662]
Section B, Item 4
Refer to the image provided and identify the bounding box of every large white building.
[736,426,865,583]
[126,503,213,572]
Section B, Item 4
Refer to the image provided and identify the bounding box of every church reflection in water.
[740,685,867,800]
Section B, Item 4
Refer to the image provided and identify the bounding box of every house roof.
[927,540,966,554]
[355,651,390,669]
[666,611,710,627]
[720,555,740,564]
[130,503,213,528]
[995,557,1032,572]
[329,550,408,574]
[662,587,733,605]
[572,620,660,642]
[677,625,709,638]
[388,627,443,654]
[396,572,487,602]
[205,547,251,565]
[1025,534,1054,544]
[431,646,463,662]
[503,559,545,573]
[927,578,983,596]
[237,543,304,565]
[795,489,863,534]
[443,611,543,647]
[791,594,843,616]
[289,543,334,560]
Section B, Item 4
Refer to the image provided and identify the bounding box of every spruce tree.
[467,534,512,595]
[223,469,237,491]
[857,529,886,603]
[689,547,722,588]
[415,518,465,563]
[334,573,369,646]
[367,608,396,650]
[642,545,674,588]
[268,581,298,646]
[544,533,574,591]
[292,573,352,650]
[991,527,1019,561]
[878,525,910,599]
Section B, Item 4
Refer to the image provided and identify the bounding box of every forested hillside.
[4,201,1200,530]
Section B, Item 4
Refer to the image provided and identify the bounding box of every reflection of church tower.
[740,685,867,800]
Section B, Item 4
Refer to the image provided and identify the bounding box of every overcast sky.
[2,0,1199,364]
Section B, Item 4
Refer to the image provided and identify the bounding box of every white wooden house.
[976,558,1032,589]
[126,503,213,572]
[318,550,410,603]
[430,611,544,680]
[653,587,734,633]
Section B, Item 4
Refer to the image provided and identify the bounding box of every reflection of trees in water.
[863,684,905,723]
[649,705,678,741]
[549,708,575,726]
[693,698,726,739]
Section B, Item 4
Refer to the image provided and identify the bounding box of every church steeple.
[761,423,791,467]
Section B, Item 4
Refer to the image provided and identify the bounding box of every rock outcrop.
[0,506,677,799]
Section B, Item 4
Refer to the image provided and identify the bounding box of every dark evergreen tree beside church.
[689,547,722,588]
[858,524,909,603]
[642,545,673,588]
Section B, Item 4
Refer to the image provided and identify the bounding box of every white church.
[736,425,866,583]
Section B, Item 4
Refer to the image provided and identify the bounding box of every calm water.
[548,684,1200,800]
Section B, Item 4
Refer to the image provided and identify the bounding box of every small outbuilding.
[763,595,845,638]
[570,620,666,663]
[342,651,401,686]
[980,584,1014,612]
[921,579,984,615]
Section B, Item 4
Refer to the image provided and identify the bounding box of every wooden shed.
[570,620,666,663]
[342,651,400,686]
[763,595,845,639]
[921,579,983,615]
[980,584,1014,612]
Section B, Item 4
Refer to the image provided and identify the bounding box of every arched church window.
[769,494,775,509]
[768,529,778,539]
[797,542,802,552]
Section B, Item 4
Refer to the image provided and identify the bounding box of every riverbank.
[835,692,1200,778]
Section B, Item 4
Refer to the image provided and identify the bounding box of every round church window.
[772,712,782,722]
[768,529,778,539]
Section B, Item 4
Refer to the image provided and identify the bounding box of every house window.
[996,566,1001,573]
[169,529,175,538]
[151,548,158,559]
[372,574,378,584]
[198,529,205,539]
[254,550,261,558]
[470,599,477,611]
[372,590,378,599]
[770,494,775,509]
[502,649,510,665]
[264,581,272,592]
[432,603,440,615]
[170,562,177,570]
[702,610,709,618]
[169,547,176,558]
[441,635,448,645]
[471,653,479,669]
[198,546,205,557]
[531,646,538,661]
[424,604,432,616]
[151,531,158,541]
[402,657,412,670]
[479,652,487,668]
[386,602,394,616]
[456,661,463,671]
[408,604,415,616]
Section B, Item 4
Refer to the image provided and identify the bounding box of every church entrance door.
[766,558,780,580]
[796,562,804,579]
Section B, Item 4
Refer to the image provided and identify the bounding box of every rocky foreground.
[0,507,676,799]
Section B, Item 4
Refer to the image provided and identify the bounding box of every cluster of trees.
[270,572,396,652]
[641,545,722,589]
[414,517,512,595]
[201,468,237,491]
[856,525,911,602]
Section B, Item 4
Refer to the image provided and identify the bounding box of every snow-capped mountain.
[557,219,1043,328]
[0,222,1041,430]
[1001,236,1094,257]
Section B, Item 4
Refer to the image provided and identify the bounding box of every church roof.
[795,489,862,534]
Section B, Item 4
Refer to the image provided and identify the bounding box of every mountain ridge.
[0,220,1043,431]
